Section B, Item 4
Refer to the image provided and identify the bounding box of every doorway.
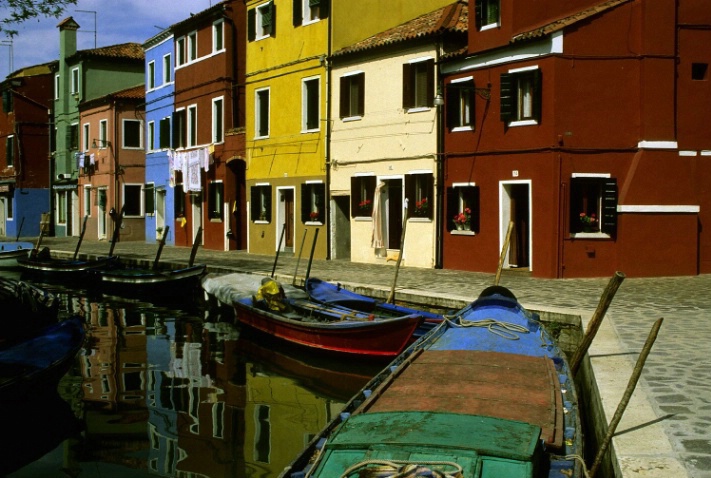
[156,189,166,237]
[97,188,108,240]
[0,196,6,237]
[501,181,531,270]
[277,187,295,253]
[332,195,351,260]
[191,193,202,245]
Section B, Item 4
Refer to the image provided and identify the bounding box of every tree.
[0,0,78,36]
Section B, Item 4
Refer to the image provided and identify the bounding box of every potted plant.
[579,212,598,232]
[413,197,429,217]
[453,208,472,231]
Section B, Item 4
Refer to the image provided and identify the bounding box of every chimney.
[57,17,80,61]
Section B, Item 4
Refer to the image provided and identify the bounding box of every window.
[188,31,198,62]
[159,117,171,149]
[692,63,708,81]
[339,72,364,119]
[251,184,272,222]
[475,0,500,30]
[176,37,186,66]
[175,184,185,217]
[446,78,475,131]
[172,109,187,149]
[255,88,270,138]
[403,59,434,110]
[69,123,79,151]
[254,405,271,464]
[293,0,329,26]
[5,135,14,167]
[301,182,325,223]
[82,123,90,151]
[248,1,275,41]
[144,183,155,217]
[123,119,142,149]
[54,75,60,100]
[569,176,617,236]
[2,89,12,113]
[98,120,108,148]
[187,105,197,147]
[208,181,224,221]
[350,176,376,217]
[147,121,155,151]
[213,20,224,52]
[56,191,67,224]
[84,185,91,217]
[213,97,224,143]
[302,77,320,131]
[123,184,143,217]
[447,184,480,232]
[147,61,155,90]
[500,67,542,124]
[405,173,433,219]
[163,54,172,83]
[71,67,80,95]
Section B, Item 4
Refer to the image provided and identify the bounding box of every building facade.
[171,0,247,251]
[52,17,144,238]
[0,62,55,238]
[440,0,711,278]
[329,2,467,267]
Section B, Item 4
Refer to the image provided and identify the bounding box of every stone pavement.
[19,236,711,477]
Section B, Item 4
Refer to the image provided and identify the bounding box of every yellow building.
[245,0,329,258]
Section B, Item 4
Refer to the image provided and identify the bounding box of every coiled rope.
[445,316,530,340]
[339,459,463,478]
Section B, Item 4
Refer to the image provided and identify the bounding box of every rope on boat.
[339,459,463,478]
[446,316,530,340]
[552,454,591,478]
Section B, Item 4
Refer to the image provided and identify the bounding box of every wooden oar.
[387,206,408,304]
[304,227,319,283]
[73,215,89,260]
[15,216,24,241]
[589,318,663,477]
[271,222,286,278]
[292,229,308,286]
[152,225,170,270]
[494,221,514,286]
[570,271,626,376]
[108,206,125,257]
[188,226,202,267]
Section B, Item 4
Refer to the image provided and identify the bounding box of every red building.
[440,0,711,278]
[171,0,247,251]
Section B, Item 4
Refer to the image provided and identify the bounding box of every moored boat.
[90,263,207,299]
[0,241,34,269]
[280,285,584,478]
[17,249,119,279]
[0,278,60,347]
[0,316,86,400]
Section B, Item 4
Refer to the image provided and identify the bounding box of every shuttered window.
[251,185,272,222]
[339,73,364,119]
[403,59,434,109]
[570,176,617,236]
[301,182,325,223]
[500,68,541,124]
[350,176,376,217]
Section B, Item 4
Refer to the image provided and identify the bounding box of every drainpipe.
[47,108,55,236]
[325,7,333,260]
[434,41,444,269]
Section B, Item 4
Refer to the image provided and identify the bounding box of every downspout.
[325,6,333,260]
[48,108,55,236]
[434,40,444,269]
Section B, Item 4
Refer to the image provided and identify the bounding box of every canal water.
[2,271,383,478]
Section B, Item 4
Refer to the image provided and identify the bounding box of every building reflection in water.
[10,287,381,478]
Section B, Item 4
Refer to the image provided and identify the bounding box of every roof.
[111,85,145,101]
[512,0,633,42]
[333,0,467,57]
[72,42,144,61]
[171,0,227,33]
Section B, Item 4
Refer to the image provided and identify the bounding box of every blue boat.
[0,241,34,269]
[280,285,584,478]
[0,317,86,401]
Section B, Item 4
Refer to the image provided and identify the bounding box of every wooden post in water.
[570,271,626,376]
[305,228,319,283]
[188,226,202,267]
[494,221,514,286]
[271,223,286,278]
[15,216,24,241]
[73,215,89,259]
[108,206,125,257]
[292,229,309,286]
[589,318,663,478]
[153,226,170,270]
[387,208,408,304]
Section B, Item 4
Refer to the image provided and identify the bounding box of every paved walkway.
[18,236,711,477]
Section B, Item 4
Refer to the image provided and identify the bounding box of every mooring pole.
[494,221,514,286]
[271,223,286,278]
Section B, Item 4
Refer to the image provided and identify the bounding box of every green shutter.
[532,69,542,123]
[248,8,256,41]
[500,73,514,122]
[293,0,302,26]
[300,184,309,222]
[250,186,260,220]
[403,63,413,109]
[474,0,483,30]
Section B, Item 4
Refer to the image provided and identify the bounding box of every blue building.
[143,30,175,244]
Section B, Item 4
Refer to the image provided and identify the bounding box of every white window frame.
[256,2,273,41]
[54,75,60,100]
[176,37,186,66]
[82,123,90,152]
[507,65,540,127]
[187,104,198,147]
[212,96,224,144]
[147,60,156,90]
[83,185,91,217]
[122,119,143,149]
[299,0,320,25]
[187,31,198,62]
[340,70,364,120]
[405,57,434,112]
[123,183,144,218]
[147,121,155,152]
[302,76,320,133]
[71,67,80,95]
[255,87,270,139]
[163,54,172,84]
[99,120,108,148]
[449,76,474,132]
[213,20,224,52]
[479,0,501,31]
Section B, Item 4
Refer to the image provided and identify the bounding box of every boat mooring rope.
[339,459,463,478]
[446,317,530,340]
[552,454,591,478]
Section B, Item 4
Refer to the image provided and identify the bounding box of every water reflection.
[5,279,382,477]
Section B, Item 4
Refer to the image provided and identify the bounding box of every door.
[97,188,107,240]
[332,196,351,260]
[0,197,6,237]
[156,189,166,235]
[278,188,295,252]
[501,182,531,270]
[384,178,403,250]
[191,193,202,245]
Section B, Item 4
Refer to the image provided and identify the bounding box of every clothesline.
[167,146,212,192]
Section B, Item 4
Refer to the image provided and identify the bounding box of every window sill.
[508,119,538,127]
[354,216,372,222]
[451,230,475,236]
[409,217,431,223]
[451,126,474,133]
[210,218,223,223]
[479,23,499,31]
[305,221,323,226]
[406,107,432,114]
[254,220,269,225]
[342,116,362,122]
[301,128,320,134]
[572,232,610,239]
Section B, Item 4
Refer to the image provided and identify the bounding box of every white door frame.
[276,186,295,252]
[499,179,533,271]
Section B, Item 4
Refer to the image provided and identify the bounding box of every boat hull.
[0,242,33,269]
[91,264,206,298]
[18,254,119,279]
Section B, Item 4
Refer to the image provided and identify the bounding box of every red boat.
[232,294,423,358]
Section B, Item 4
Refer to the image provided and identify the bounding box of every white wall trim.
[638,140,678,149]
[617,205,700,213]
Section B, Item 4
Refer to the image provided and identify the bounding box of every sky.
[0,0,216,79]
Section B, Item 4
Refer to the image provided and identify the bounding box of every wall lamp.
[92,138,111,148]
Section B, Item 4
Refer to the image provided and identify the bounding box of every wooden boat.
[0,241,34,269]
[0,316,86,401]
[305,277,444,337]
[281,285,584,478]
[202,273,424,358]
[0,278,59,347]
